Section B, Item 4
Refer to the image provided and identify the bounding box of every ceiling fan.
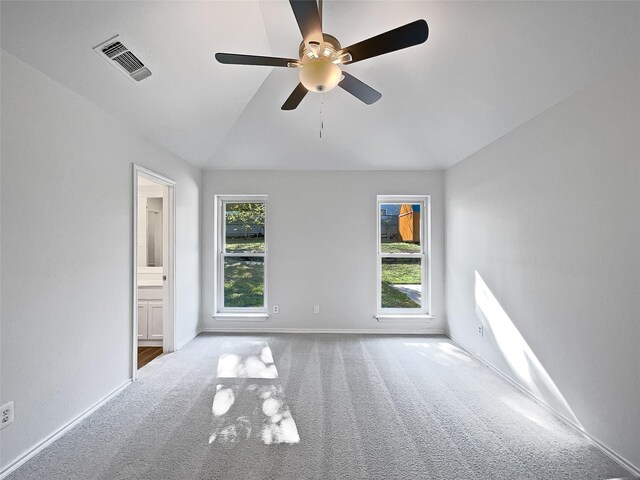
[215,0,429,110]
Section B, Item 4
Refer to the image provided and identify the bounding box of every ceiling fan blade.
[282,83,309,110]
[339,72,382,105]
[289,0,323,45]
[342,19,428,65]
[215,53,297,67]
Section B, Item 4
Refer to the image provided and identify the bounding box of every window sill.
[212,313,269,322]
[374,314,433,323]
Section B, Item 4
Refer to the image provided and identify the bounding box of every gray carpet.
[8,334,630,479]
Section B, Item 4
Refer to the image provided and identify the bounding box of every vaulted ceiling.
[2,1,639,170]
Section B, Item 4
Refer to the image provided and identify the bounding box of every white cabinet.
[138,287,163,342]
[138,303,148,339]
[148,300,164,340]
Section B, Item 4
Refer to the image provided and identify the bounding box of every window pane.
[381,258,421,308]
[224,257,265,308]
[225,202,265,253]
[380,203,421,253]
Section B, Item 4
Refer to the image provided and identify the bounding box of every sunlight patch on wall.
[474,271,581,426]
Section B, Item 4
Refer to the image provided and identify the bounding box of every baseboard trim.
[449,335,640,477]
[0,379,132,480]
[176,329,200,350]
[200,327,447,335]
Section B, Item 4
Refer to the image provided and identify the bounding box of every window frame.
[214,195,268,316]
[376,195,431,316]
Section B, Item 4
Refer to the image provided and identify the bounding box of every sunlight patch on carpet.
[217,341,278,378]
[209,384,299,445]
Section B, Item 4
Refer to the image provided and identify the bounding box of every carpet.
[7,334,630,479]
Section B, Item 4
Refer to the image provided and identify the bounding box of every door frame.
[132,164,177,380]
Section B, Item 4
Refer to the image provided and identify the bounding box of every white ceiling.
[2,1,639,170]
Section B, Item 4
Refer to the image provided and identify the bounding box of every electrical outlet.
[313,305,320,315]
[478,325,484,337]
[1,402,14,429]
[272,305,279,314]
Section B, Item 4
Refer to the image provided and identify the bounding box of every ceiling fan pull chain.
[320,97,324,139]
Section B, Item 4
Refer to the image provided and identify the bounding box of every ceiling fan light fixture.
[332,52,353,64]
[307,41,321,58]
[299,57,342,92]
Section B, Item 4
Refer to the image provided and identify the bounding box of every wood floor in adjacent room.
[7,334,631,479]
[137,346,163,369]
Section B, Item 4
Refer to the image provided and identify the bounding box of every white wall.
[445,65,640,471]
[0,51,201,471]
[201,170,445,333]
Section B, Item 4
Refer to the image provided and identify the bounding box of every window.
[216,196,267,314]
[377,196,430,315]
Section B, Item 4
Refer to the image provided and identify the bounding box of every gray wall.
[0,51,201,470]
[445,65,640,470]
[201,170,445,333]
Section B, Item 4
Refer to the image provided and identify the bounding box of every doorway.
[132,165,176,379]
